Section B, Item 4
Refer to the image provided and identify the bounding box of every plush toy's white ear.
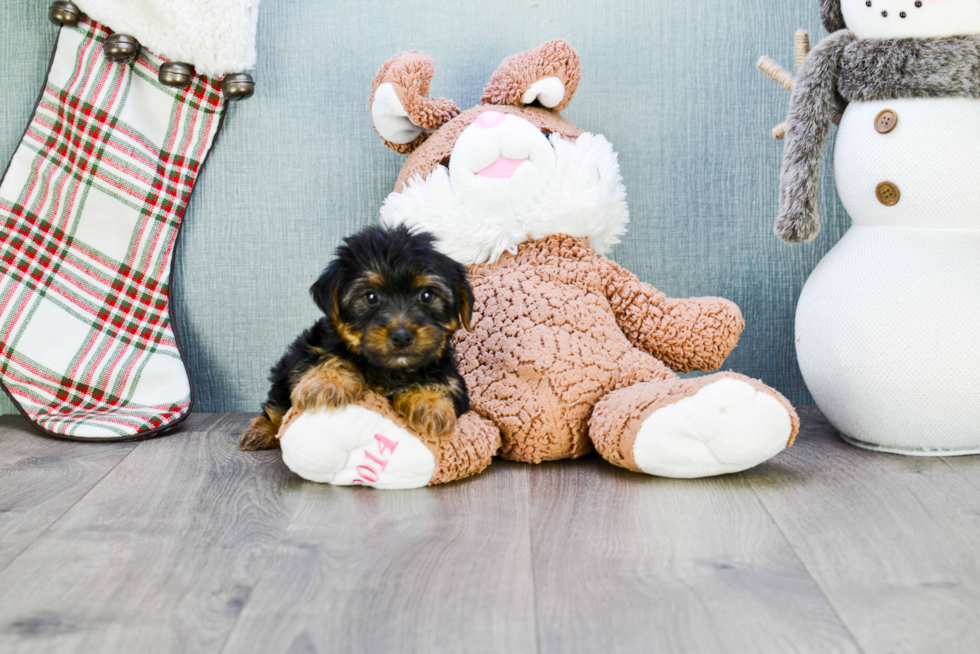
[481,39,581,112]
[372,83,423,145]
[521,77,567,109]
[370,52,460,154]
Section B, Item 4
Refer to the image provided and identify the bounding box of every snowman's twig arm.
[776,30,856,243]
[597,256,745,373]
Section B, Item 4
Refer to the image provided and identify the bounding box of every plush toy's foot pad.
[590,372,798,479]
[633,377,792,478]
[279,405,435,489]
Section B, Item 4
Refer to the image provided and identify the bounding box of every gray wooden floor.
[1,409,979,653]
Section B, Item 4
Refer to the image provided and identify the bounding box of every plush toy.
[279,40,800,488]
[0,1,257,440]
[760,1,980,454]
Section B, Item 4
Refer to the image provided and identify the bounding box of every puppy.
[239,225,473,451]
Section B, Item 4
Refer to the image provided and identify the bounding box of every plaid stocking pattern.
[0,18,225,439]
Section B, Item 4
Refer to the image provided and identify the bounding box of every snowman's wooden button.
[876,181,900,206]
[875,110,898,134]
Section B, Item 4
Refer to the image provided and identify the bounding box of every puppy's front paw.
[291,380,360,412]
[394,388,457,438]
[239,414,281,451]
[406,401,457,438]
[291,358,364,412]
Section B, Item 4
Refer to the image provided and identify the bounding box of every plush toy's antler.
[758,30,843,140]
[765,28,856,243]
[759,30,828,139]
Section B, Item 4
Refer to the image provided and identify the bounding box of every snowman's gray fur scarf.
[819,0,845,33]
[776,31,980,242]
[776,30,854,243]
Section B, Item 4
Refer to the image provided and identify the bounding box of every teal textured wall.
[0,0,848,415]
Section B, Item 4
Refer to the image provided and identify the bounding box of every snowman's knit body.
[804,95,980,452]
[780,1,980,453]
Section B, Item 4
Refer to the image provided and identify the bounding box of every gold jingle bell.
[103,33,141,63]
[222,73,255,101]
[159,62,194,88]
[49,1,81,26]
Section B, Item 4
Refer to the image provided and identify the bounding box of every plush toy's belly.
[457,267,640,463]
[796,226,980,453]
[833,97,980,230]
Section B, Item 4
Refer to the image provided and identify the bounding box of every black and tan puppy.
[239,225,473,451]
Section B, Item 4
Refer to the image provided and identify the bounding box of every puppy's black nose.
[390,327,414,349]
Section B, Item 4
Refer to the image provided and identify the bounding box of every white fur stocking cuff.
[74,0,260,77]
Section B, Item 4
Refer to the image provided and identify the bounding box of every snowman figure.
[768,0,980,454]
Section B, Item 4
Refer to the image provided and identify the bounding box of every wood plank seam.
[0,413,310,652]
[743,471,868,654]
[525,465,543,654]
[199,412,320,653]
[0,432,139,577]
[939,458,980,494]
[214,479,315,654]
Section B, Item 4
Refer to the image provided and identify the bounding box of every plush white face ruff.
[842,0,980,39]
[74,0,260,77]
[380,114,630,266]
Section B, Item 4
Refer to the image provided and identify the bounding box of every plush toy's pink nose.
[474,111,506,129]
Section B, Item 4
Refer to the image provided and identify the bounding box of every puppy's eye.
[419,289,434,304]
[365,291,380,305]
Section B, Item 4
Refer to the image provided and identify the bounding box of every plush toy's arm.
[596,256,745,373]
[776,29,855,243]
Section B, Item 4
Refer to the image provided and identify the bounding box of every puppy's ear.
[310,262,343,319]
[456,272,474,332]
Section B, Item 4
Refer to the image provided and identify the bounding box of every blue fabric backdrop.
[0,0,848,414]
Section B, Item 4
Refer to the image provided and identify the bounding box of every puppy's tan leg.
[291,357,365,412]
[239,407,283,451]
[393,385,457,438]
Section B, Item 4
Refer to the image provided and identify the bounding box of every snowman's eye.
[866,0,872,6]
[900,11,907,18]
[915,1,922,6]
[882,10,888,17]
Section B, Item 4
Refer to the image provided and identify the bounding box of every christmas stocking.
[0,1,259,440]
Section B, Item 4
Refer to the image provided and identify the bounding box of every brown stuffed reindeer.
[273,41,799,488]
